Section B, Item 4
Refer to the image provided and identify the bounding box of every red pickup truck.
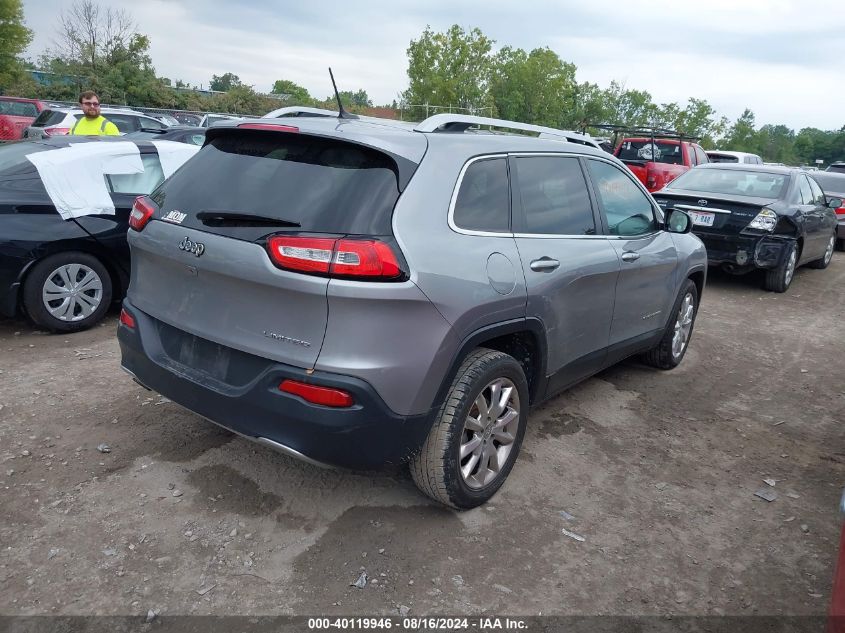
[0,97,46,141]
[614,136,709,192]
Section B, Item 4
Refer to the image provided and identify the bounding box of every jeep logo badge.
[178,236,205,257]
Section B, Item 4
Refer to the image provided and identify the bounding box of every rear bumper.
[117,299,434,470]
[696,231,793,272]
[837,219,845,240]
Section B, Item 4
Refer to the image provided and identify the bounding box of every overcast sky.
[20,0,845,130]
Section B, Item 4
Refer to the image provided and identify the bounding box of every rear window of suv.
[152,131,402,235]
[617,140,683,165]
[31,110,69,127]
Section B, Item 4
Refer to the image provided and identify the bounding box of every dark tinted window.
[513,156,594,235]
[587,160,657,236]
[152,131,402,235]
[810,173,845,195]
[707,153,739,163]
[453,158,509,232]
[617,140,683,165]
[31,110,68,127]
[105,114,138,133]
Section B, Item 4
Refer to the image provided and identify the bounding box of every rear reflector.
[238,122,299,133]
[129,196,156,231]
[279,379,354,408]
[119,308,135,329]
[266,236,402,279]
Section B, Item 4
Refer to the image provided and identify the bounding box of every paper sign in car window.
[637,143,662,160]
[151,140,200,179]
[26,142,144,220]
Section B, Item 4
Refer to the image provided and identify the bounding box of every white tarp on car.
[26,142,144,220]
[25,141,200,220]
[151,140,200,179]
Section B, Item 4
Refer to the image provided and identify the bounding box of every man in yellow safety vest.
[70,91,120,136]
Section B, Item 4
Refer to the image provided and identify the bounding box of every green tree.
[330,89,371,108]
[490,46,576,128]
[754,124,796,163]
[721,108,757,151]
[0,0,33,89]
[209,72,240,92]
[402,25,495,120]
[272,79,312,104]
[601,81,656,128]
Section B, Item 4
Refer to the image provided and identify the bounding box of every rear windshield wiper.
[195,211,301,228]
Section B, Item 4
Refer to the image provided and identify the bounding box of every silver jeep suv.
[118,111,706,509]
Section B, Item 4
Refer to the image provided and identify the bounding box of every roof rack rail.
[264,106,340,119]
[590,123,702,142]
[414,114,600,148]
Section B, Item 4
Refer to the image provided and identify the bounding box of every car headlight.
[747,208,778,232]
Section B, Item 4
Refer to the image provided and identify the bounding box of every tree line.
[0,1,842,165]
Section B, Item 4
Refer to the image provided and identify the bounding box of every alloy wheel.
[671,292,695,360]
[41,263,104,322]
[459,377,520,490]
[784,249,797,286]
[823,235,835,265]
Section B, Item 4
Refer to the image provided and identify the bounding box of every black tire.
[22,252,113,333]
[763,241,797,293]
[410,348,529,510]
[641,279,698,370]
[808,233,835,269]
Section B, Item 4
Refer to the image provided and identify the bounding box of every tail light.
[44,127,70,136]
[129,196,157,232]
[266,236,402,280]
[119,308,135,329]
[279,379,354,408]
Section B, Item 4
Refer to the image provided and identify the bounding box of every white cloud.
[20,0,845,130]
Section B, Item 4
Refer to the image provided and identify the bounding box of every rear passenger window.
[107,153,164,194]
[587,159,657,236]
[453,158,510,232]
[512,156,594,235]
[694,146,708,165]
[796,176,813,205]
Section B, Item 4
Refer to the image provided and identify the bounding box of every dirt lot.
[1,256,843,620]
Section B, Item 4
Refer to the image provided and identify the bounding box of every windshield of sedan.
[666,168,788,199]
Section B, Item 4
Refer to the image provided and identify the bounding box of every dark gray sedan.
[654,164,840,292]
[809,170,845,252]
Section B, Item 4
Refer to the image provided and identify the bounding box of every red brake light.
[266,236,402,280]
[119,308,135,329]
[238,123,299,133]
[44,128,70,136]
[332,239,401,278]
[279,379,354,408]
[129,196,156,231]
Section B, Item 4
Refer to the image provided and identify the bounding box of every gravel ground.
[0,256,843,620]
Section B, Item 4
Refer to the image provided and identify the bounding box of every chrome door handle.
[621,251,640,263]
[530,257,560,272]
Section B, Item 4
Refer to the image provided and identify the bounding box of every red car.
[614,136,710,192]
[0,96,46,141]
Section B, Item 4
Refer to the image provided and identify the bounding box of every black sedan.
[809,170,845,252]
[0,136,197,332]
[654,164,840,292]
[125,126,206,145]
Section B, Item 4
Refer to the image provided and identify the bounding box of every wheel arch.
[431,319,548,411]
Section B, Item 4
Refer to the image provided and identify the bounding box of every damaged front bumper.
[697,232,796,273]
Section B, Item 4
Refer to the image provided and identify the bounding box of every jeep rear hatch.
[127,128,417,369]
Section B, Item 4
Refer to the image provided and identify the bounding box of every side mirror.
[666,209,692,234]
[827,197,842,209]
